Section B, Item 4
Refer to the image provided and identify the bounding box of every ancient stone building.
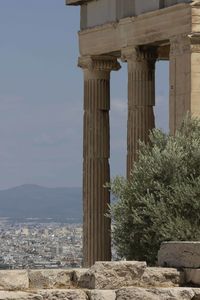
[66,0,200,267]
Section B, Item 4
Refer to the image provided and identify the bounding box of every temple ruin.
[66,0,200,267]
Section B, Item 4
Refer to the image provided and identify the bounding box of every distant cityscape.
[0,218,83,269]
[0,185,119,269]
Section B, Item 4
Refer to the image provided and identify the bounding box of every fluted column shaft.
[79,56,120,267]
[122,47,157,176]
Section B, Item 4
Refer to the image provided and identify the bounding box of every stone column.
[170,34,200,133]
[79,56,120,267]
[122,47,157,176]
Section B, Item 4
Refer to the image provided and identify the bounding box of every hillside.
[0,184,82,222]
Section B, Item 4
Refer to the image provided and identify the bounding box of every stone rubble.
[1,249,200,299]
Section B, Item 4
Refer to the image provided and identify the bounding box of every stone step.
[75,261,183,289]
[76,261,147,289]
[1,288,200,300]
[27,265,200,290]
[34,289,87,299]
[28,269,73,289]
[115,287,200,300]
[0,290,88,300]
[0,262,191,293]
[0,270,29,291]
[0,291,42,300]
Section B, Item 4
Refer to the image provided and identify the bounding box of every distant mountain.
[0,184,82,222]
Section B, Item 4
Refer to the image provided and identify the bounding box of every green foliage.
[109,116,200,265]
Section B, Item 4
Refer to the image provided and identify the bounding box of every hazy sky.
[0,1,169,189]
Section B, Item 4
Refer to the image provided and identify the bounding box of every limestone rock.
[193,289,200,299]
[185,269,200,287]
[0,291,42,300]
[29,269,72,289]
[0,270,29,291]
[78,261,147,289]
[158,242,200,268]
[140,267,184,287]
[36,289,87,299]
[87,290,116,300]
[116,287,196,300]
[71,268,88,287]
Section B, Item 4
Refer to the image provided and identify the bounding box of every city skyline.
[0,0,169,190]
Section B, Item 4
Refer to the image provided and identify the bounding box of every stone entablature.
[78,3,192,56]
[79,0,193,30]
[67,1,192,29]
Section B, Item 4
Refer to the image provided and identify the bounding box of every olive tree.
[109,116,200,264]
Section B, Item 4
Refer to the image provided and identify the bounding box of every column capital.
[170,35,190,56]
[121,46,157,63]
[121,47,137,62]
[191,1,200,7]
[170,33,200,56]
[78,55,121,72]
[188,33,200,53]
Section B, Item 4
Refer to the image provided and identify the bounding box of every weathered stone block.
[0,291,42,300]
[28,269,72,289]
[36,289,87,299]
[76,263,183,289]
[71,268,89,287]
[116,287,196,300]
[0,270,29,291]
[158,242,200,268]
[140,267,184,287]
[87,290,116,300]
[77,261,147,289]
[193,289,200,300]
[185,269,200,287]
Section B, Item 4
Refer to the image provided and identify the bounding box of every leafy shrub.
[109,116,200,265]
